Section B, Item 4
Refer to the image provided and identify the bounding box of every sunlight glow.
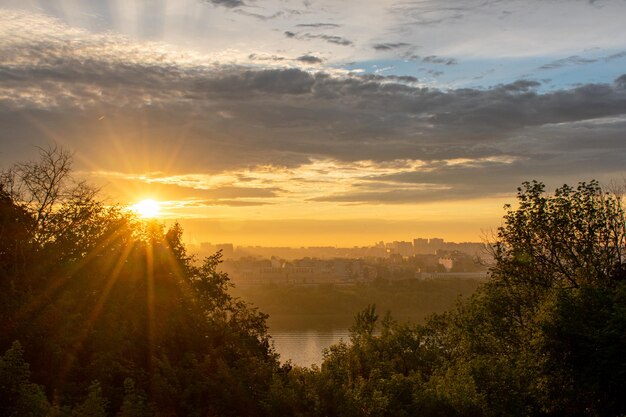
[132,199,161,218]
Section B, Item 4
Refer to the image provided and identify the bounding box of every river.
[270,328,350,367]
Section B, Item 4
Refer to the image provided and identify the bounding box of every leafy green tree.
[71,381,108,417]
[491,180,625,292]
[0,341,51,417]
[536,283,626,416]
[427,180,626,416]
[116,378,151,417]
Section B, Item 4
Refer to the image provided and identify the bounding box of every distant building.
[413,238,429,254]
[394,241,414,256]
[438,257,454,272]
[270,256,282,268]
[389,253,404,264]
[429,238,445,252]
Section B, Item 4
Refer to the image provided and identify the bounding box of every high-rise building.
[413,238,429,254]
[429,238,445,252]
[395,241,414,256]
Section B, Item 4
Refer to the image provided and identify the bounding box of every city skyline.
[190,235,487,261]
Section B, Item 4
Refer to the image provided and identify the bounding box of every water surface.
[271,328,350,367]
[267,315,353,366]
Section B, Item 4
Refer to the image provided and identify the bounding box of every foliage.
[0,341,52,417]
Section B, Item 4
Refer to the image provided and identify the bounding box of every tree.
[0,149,286,416]
[116,378,151,417]
[491,180,625,291]
[0,341,51,417]
[1,145,74,238]
[0,184,34,300]
[536,282,626,416]
[71,381,108,417]
[427,180,626,416]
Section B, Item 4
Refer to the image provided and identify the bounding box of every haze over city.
[1,0,626,245]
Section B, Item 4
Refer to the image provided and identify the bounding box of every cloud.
[296,23,340,28]
[372,42,411,51]
[539,55,598,70]
[538,51,626,71]
[93,173,282,200]
[248,53,286,62]
[308,157,520,204]
[387,75,418,83]
[296,55,323,64]
[204,0,245,8]
[313,34,352,46]
[284,31,353,46]
[388,2,467,27]
[422,55,458,65]
[234,8,305,21]
[500,79,541,92]
[2,10,626,205]
[605,51,626,61]
[195,199,274,207]
[424,69,444,77]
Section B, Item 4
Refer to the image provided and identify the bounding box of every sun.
[131,199,161,218]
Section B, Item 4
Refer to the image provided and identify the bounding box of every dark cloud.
[295,23,340,28]
[296,55,323,64]
[501,79,541,92]
[193,68,317,96]
[284,31,353,46]
[310,122,626,204]
[204,0,244,8]
[303,33,353,46]
[422,55,458,65]
[372,42,411,51]
[387,75,418,83]
[315,34,352,46]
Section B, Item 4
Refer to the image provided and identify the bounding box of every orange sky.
[121,182,508,246]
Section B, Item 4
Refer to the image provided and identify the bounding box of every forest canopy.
[1,148,626,416]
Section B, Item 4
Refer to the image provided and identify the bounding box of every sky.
[1,0,625,246]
